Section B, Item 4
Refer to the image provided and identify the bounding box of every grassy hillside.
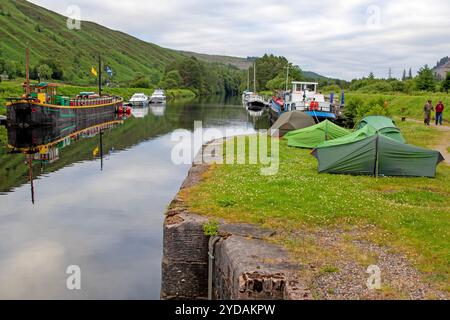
[0,0,183,84]
[179,51,253,70]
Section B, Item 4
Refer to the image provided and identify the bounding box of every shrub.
[357,82,393,93]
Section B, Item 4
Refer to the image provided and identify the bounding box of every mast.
[253,61,256,93]
[27,154,35,204]
[285,64,290,92]
[100,130,104,171]
[247,68,250,91]
[25,47,30,96]
[98,54,102,96]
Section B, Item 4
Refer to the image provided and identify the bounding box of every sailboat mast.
[253,61,256,93]
[98,54,102,96]
[247,68,250,91]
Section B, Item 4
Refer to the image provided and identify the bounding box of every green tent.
[356,116,405,143]
[270,111,315,137]
[285,120,350,149]
[312,134,444,177]
[317,125,377,148]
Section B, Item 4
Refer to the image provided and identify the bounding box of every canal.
[0,97,268,299]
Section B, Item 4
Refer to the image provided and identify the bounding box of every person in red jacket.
[435,101,445,126]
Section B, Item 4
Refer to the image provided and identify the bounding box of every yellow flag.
[91,66,98,77]
[92,146,99,157]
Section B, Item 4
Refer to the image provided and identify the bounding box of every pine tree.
[408,68,413,79]
[402,69,406,81]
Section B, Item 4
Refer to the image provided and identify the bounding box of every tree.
[442,72,450,94]
[402,69,406,81]
[408,68,413,79]
[368,72,375,80]
[3,60,18,78]
[159,70,182,89]
[38,59,64,80]
[37,64,52,80]
[415,65,436,91]
[130,73,151,88]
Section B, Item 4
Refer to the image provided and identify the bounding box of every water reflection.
[0,97,269,299]
[150,105,166,117]
[132,106,149,119]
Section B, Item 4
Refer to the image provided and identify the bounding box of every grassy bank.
[180,121,449,293]
[0,80,196,115]
[346,92,450,121]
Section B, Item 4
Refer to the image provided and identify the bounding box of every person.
[424,100,434,126]
[435,101,445,126]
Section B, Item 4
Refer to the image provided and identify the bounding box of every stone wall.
[161,160,311,300]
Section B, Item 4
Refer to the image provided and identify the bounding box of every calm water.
[0,97,268,299]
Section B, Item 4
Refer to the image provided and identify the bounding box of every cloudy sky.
[30,0,450,80]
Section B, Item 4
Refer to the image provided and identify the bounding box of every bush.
[344,96,390,126]
[321,84,342,93]
[357,82,393,93]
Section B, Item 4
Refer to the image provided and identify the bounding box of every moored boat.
[129,93,149,107]
[269,82,342,125]
[243,61,268,111]
[6,49,123,127]
[150,89,166,104]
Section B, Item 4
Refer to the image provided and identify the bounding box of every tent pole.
[373,133,379,177]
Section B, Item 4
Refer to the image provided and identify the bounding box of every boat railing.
[69,96,121,107]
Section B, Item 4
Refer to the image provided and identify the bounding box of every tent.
[356,116,405,143]
[285,120,350,149]
[317,125,377,148]
[312,134,444,177]
[270,111,315,137]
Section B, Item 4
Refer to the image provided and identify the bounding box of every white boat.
[242,62,267,111]
[150,89,166,104]
[269,81,337,123]
[285,82,330,112]
[129,93,149,107]
[246,94,267,111]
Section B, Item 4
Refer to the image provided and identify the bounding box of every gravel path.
[290,228,448,300]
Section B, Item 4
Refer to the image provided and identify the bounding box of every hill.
[432,56,450,80]
[0,0,183,84]
[179,51,333,81]
[179,51,253,70]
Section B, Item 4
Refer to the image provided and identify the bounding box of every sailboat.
[245,61,267,111]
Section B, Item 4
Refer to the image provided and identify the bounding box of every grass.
[346,92,450,121]
[180,121,450,291]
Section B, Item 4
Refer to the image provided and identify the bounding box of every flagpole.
[98,54,102,96]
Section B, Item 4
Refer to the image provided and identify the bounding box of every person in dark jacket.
[435,101,445,126]
[424,100,433,126]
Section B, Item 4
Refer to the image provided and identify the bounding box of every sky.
[29,0,450,80]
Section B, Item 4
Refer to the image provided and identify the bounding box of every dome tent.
[356,116,405,143]
[284,120,350,149]
[270,111,315,137]
[312,133,444,177]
